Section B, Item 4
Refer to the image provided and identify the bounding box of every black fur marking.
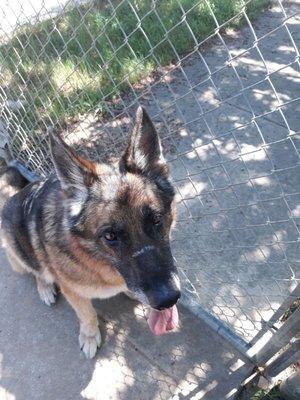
[155,177,175,198]
[117,185,131,207]
[3,166,29,189]
[2,184,41,270]
[34,196,49,260]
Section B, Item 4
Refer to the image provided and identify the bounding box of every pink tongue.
[148,305,179,335]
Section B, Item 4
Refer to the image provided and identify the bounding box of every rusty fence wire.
[0,0,299,353]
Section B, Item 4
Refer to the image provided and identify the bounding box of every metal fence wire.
[0,0,299,351]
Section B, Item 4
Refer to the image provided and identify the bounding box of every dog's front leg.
[60,284,101,358]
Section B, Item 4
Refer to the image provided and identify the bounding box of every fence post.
[254,307,300,366]
[264,337,300,378]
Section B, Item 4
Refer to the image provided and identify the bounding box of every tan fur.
[60,283,101,358]
[68,235,125,288]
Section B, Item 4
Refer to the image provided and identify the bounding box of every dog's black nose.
[154,289,181,311]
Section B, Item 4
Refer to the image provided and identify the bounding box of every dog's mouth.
[148,305,179,335]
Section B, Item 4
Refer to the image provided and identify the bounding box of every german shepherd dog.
[1,107,181,358]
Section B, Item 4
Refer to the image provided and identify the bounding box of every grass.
[237,385,285,400]
[0,0,270,132]
[249,387,284,400]
[280,298,300,322]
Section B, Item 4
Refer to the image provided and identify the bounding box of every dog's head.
[49,107,180,334]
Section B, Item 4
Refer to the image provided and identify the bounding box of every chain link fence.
[0,0,299,351]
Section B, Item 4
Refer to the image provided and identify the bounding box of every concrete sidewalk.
[0,248,253,400]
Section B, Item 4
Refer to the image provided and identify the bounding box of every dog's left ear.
[120,106,168,177]
[49,131,98,191]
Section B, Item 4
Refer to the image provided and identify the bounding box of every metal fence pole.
[255,307,300,366]
[264,337,300,378]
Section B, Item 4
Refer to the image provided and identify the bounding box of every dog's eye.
[152,215,162,226]
[104,231,117,242]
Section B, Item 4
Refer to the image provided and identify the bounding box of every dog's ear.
[49,131,97,191]
[120,106,168,177]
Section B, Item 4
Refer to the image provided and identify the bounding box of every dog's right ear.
[49,131,98,192]
[120,106,168,177]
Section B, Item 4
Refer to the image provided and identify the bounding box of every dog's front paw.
[79,328,101,359]
[37,280,57,306]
